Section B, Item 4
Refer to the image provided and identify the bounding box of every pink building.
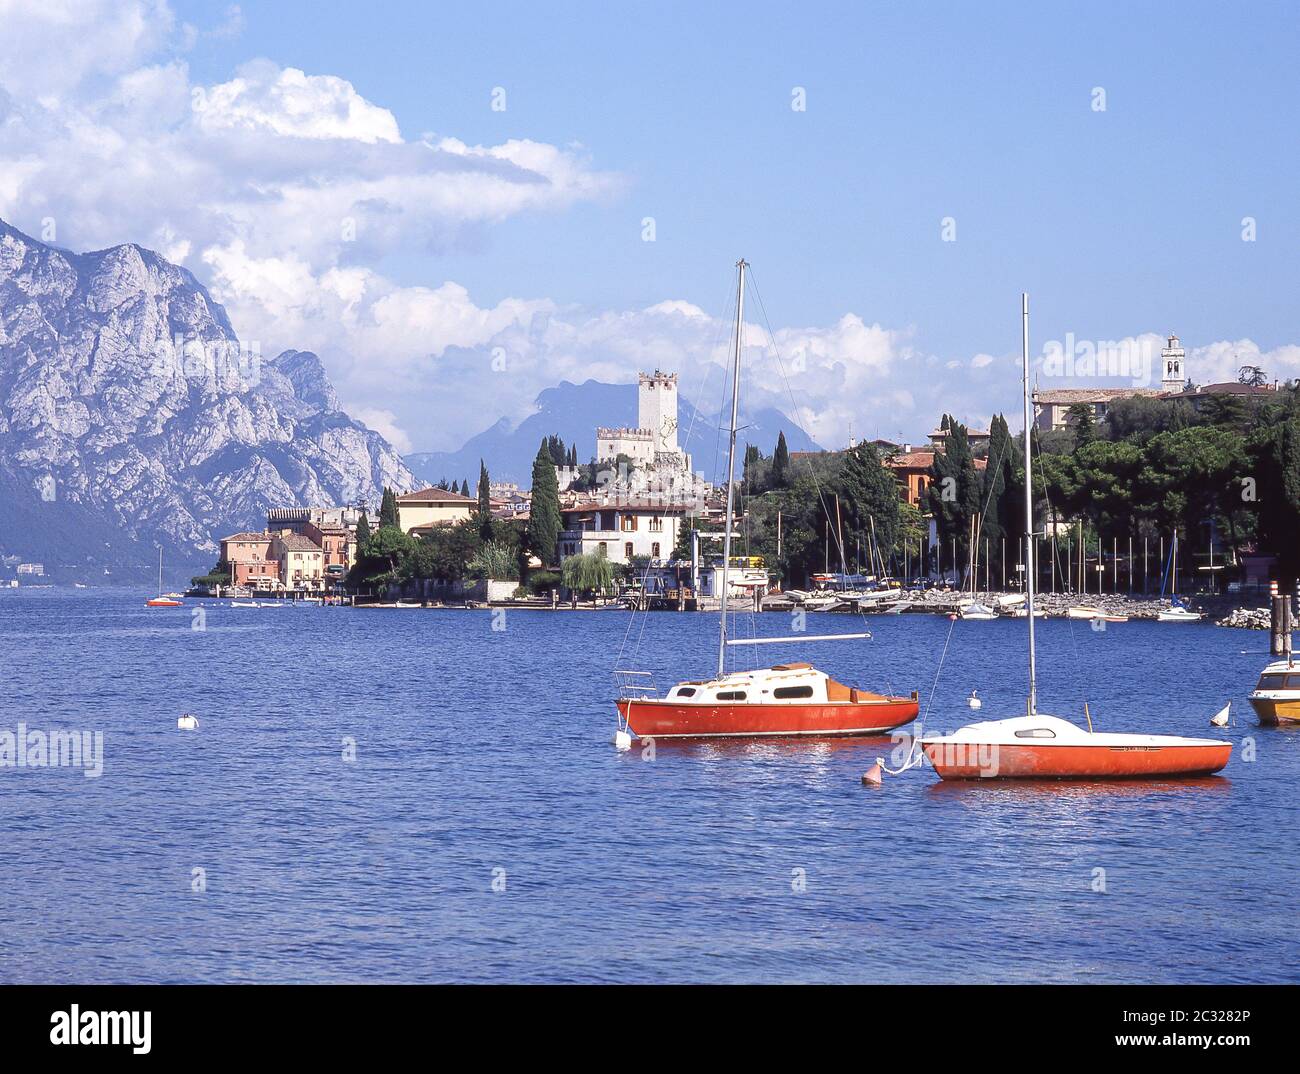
[219,532,277,587]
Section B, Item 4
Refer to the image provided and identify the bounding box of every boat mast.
[1021,292,1037,716]
[718,259,746,678]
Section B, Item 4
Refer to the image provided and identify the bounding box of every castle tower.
[639,370,679,453]
[1161,334,1186,393]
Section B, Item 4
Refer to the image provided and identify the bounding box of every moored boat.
[612,260,917,743]
[146,549,183,607]
[1248,660,1300,725]
[920,294,1231,781]
[618,662,918,739]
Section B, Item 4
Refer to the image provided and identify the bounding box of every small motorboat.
[231,600,259,607]
[1157,600,1202,622]
[922,294,1231,782]
[799,594,843,612]
[1248,661,1300,725]
[1067,606,1128,623]
[959,602,998,620]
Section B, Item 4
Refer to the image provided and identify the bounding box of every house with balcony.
[558,501,692,564]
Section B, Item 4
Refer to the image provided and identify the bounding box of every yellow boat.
[1248,660,1300,725]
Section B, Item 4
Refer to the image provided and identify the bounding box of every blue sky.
[3,1,1297,452]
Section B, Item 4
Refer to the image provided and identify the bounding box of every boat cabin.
[665,663,888,705]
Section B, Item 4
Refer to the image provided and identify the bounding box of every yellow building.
[397,487,475,534]
[273,532,325,591]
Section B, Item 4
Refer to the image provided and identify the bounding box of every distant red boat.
[617,662,918,740]
[145,549,183,607]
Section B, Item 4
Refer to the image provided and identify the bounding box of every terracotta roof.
[276,533,322,552]
[220,531,270,543]
[397,487,473,503]
[885,450,935,469]
[1033,387,1163,404]
[1171,382,1280,398]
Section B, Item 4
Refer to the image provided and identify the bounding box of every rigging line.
[1030,436,1097,722]
[745,268,874,633]
[880,612,959,777]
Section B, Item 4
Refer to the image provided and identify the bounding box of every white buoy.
[177,713,199,730]
[1210,702,1230,727]
[612,729,633,751]
[968,690,982,710]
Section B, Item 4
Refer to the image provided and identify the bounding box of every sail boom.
[726,632,871,646]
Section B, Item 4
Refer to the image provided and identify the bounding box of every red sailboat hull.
[923,741,1232,780]
[146,598,183,607]
[617,696,918,739]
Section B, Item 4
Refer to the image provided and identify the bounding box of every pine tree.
[379,487,400,530]
[771,431,791,488]
[529,439,563,565]
[460,478,470,497]
[926,415,981,578]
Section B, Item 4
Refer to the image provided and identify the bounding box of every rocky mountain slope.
[0,218,413,581]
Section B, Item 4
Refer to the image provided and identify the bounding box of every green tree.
[835,443,899,576]
[771,430,791,488]
[562,547,614,596]
[476,459,492,537]
[528,439,563,565]
[1066,403,1097,449]
[926,416,982,577]
[355,512,372,554]
[379,487,400,529]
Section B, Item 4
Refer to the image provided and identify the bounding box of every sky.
[1,0,1296,455]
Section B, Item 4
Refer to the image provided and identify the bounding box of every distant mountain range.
[0,218,413,583]
[405,378,822,487]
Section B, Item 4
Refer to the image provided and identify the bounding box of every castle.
[593,371,708,501]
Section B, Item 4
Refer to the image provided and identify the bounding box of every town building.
[883,447,937,508]
[1032,387,1165,432]
[16,562,44,577]
[593,371,710,503]
[396,487,475,534]
[219,532,279,589]
[558,500,692,564]
[272,532,325,591]
[929,425,991,452]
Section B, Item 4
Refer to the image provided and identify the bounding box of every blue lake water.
[1,588,1295,983]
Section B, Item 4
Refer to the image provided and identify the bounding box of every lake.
[0,588,1293,983]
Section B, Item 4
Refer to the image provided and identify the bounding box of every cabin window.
[773,686,814,700]
[1014,728,1056,739]
[675,687,696,698]
[1285,675,1300,690]
[1258,674,1286,690]
[716,690,747,701]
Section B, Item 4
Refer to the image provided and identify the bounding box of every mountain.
[406,378,822,487]
[0,218,413,582]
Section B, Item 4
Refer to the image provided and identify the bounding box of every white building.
[597,371,694,471]
[558,501,692,565]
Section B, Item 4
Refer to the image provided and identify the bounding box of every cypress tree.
[529,440,563,565]
[771,431,791,488]
[379,487,400,530]
[477,460,493,539]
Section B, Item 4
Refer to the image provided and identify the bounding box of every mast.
[718,259,746,678]
[1021,293,1037,716]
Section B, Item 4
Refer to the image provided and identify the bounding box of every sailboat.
[613,261,919,740]
[921,295,1231,779]
[146,548,183,607]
